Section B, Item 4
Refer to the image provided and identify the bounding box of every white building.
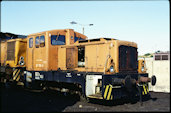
[139,51,170,93]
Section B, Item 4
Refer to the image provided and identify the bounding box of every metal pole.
[70,21,93,35]
[83,27,84,35]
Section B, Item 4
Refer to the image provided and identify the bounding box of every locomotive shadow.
[0,84,80,112]
[88,94,158,106]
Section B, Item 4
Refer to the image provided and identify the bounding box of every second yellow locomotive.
[0,37,27,83]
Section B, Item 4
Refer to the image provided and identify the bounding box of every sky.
[1,1,170,55]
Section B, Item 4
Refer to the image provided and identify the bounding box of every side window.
[74,37,79,42]
[78,46,85,67]
[162,55,168,60]
[40,35,45,47]
[155,55,161,60]
[74,37,85,42]
[29,38,33,48]
[51,35,65,45]
[35,36,40,48]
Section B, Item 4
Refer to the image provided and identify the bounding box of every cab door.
[66,47,78,69]
[33,35,46,71]
[27,37,34,70]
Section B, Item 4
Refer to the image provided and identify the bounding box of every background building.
[139,51,170,93]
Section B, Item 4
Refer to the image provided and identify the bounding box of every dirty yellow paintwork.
[142,84,149,95]
[5,38,27,67]
[138,59,147,73]
[26,29,87,71]
[58,38,137,74]
[13,68,21,81]
[26,28,137,74]
[0,41,7,66]
[103,85,113,100]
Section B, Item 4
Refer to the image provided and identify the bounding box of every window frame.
[162,55,168,60]
[51,35,66,45]
[155,55,161,60]
[29,38,33,48]
[74,37,85,42]
[40,35,45,47]
[35,36,40,48]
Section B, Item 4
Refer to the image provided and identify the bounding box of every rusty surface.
[119,46,137,73]
[66,48,77,69]
[139,76,151,83]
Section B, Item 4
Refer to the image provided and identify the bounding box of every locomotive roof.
[60,37,137,48]
[28,29,68,36]
[78,37,116,43]
[28,29,87,38]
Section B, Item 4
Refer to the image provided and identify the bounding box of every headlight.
[110,66,114,72]
[20,56,24,60]
[141,66,144,72]
[19,60,25,66]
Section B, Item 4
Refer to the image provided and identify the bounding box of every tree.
[144,53,151,56]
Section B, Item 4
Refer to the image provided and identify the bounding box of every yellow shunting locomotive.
[24,29,156,101]
[0,38,27,83]
[0,29,156,102]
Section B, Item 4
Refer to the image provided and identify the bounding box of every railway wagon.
[24,29,156,101]
[0,38,27,83]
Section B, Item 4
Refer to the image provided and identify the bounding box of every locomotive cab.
[26,29,87,71]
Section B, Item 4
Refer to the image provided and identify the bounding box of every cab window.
[74,37,79,42]
[74,37,85,42]
[51,35,65,45]
[29,38,33,48]
[35,36,40,48]
[40,35,45,47]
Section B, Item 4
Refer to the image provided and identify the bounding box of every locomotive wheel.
[0,73,6,83]
[5,66,13,77]
[79,92,89,102]
[124,75,136,93]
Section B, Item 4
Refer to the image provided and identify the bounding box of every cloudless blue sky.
[1,1,170,55]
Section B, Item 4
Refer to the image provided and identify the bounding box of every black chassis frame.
[102,73,148,100]
[24,70,148,100]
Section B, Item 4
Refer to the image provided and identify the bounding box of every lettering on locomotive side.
[36,59,43,61]
[77,73,81,76]
[35,64,44,68]
[35,72,44,80]
[66,73,72,77]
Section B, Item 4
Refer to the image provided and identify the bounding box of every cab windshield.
[51,35,65,45]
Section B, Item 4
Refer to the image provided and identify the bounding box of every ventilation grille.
[119,45,138,73]
[7,41,15,60]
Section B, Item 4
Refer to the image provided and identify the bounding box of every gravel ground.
[0,83,170,112]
